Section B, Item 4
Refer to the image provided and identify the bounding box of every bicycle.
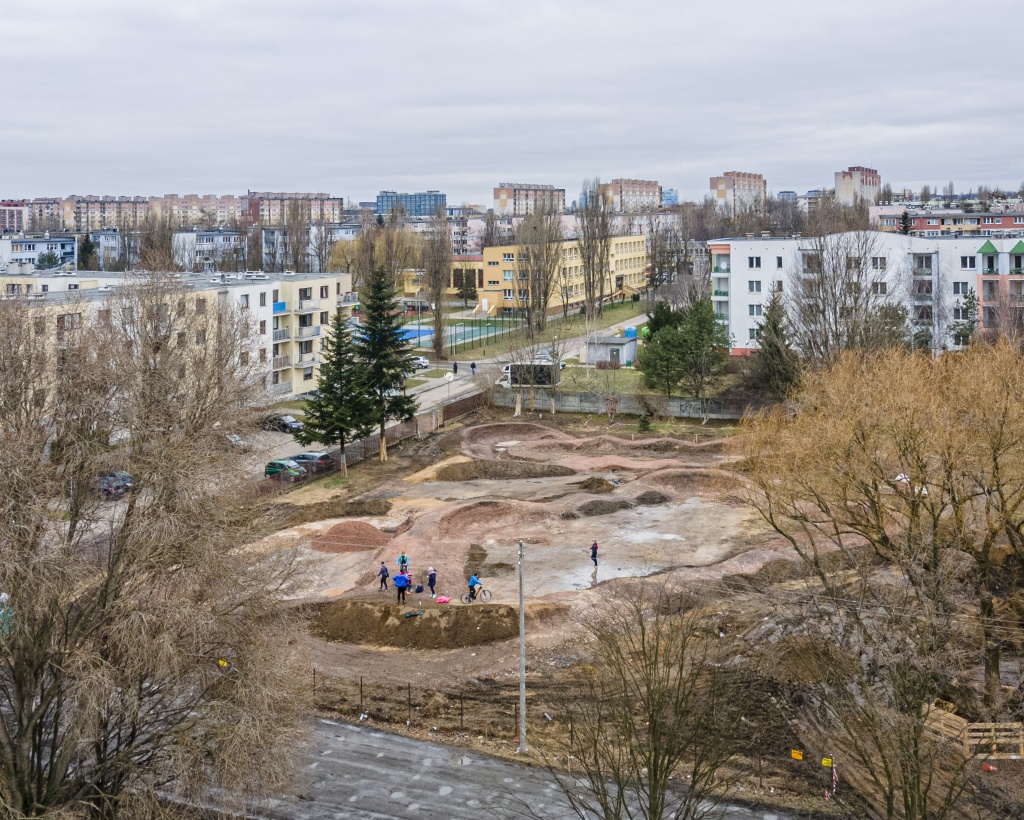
[460,588,492,604]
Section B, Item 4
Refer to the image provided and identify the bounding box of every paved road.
[252,721,796,820]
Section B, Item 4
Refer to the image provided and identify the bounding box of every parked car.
[264,459,307,481]
[290,451,336,474]
[262,414,304,433]
[412,356,430,370]
[96,472,132,500]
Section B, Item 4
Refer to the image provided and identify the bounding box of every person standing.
[397,551,409,574]
[378,561,389,591]
[590,541,598,567]
[470,362,476,377]
[427,567,437,598]
[453,361,459,376]
[394,569,410,604]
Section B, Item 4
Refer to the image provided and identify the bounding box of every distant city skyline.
[2,0,1022,205]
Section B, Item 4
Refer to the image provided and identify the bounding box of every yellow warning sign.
[822,757,833,767]
[791,750,803,760]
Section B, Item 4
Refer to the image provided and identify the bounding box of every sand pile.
[435,459,575,481]
[312,521,391,554]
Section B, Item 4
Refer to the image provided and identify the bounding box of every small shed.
[585,336,638,366]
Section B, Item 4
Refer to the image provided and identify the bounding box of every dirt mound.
[312,521,391,553]
[575,476,616,494]
[343,498,393,517]
[309,600,567,649]
[435,459,575,481]
[279,497,393,527]
[634,490,669,506]
[577,498,635,517]
[646,469,742,497]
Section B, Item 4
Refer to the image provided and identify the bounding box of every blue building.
[661,188,679,207]
[375,190,447,217]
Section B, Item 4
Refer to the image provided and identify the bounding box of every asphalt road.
[252,721,796,820]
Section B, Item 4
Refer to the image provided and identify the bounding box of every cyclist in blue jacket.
[467,573,482,601]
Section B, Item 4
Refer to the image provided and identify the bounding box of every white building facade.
[708,232,1024,355]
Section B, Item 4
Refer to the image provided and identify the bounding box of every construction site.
[258,408,1024,819]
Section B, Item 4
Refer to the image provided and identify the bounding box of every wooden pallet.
[924,700,1024,760]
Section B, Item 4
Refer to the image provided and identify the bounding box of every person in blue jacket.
[378,562,389,591]
[467,573,482,601]
[394,569,410,604]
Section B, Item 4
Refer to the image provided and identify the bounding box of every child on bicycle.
[467,573,482,601]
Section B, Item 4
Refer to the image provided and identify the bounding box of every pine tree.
[900,211,912,235]
[676,299,732,408]
[950,289,978,347]
[295,310,373,472]
[747,290,800,400]
[355,266,418,461]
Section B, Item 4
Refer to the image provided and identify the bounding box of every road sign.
[822,757,833,767]
[791,750,803,760]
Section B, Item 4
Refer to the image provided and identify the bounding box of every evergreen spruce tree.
[747,290,800,400]
[295,310,373,473]
[355,266,417,461]
[900,210,912,235]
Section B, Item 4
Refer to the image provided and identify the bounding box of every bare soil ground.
[257,407,1023,818]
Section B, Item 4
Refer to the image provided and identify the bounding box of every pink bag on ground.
[436,596,451,604]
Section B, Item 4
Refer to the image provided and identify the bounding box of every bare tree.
[0,282,309,818]
[309,213,336,274]
[423,207,452,360]
[282,200,310,272]
[788,230,908,367]
[545,584,749,820]
[514,207,563,335]
[743,343,1024,712]
[578,178,613,321]
[482,210,501,249]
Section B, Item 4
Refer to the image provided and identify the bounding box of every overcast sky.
[4,0,1023,204]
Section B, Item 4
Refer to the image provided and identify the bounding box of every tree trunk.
[980,593,1002,710]
[379,421,388,462]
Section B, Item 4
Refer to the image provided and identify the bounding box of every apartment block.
[661,189,679,207]
[710,172,766,212]
[872,206,1024,237]
[835,166,881,206]
[706,232,1024,354]
[598,179,663,212]
[0,233,78,271]
[493,184,566,217]
[0,201,29,232]
[375,190,447,217]
[0,269,357,400]
[242,191,344,225]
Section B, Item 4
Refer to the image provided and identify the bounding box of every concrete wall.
[490,387,747,420]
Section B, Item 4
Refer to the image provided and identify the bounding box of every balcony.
[295,325,321,339]
[272,301,287,314]
[297,352,321,365]
[272,355,291,370]
[712,266,731,274]
[337,293,359,306]
[296,299,320,312]
[913,292,933,301]
[713,290,729,297]
[272,328,291,342]
[268,381,292,396]
[1011,268,1024,275]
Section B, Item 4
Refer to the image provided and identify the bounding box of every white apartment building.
[173,228,246,271]
[598,179,663,212]
[707,232,1024,354]
[0,233,78,272]
[493,184,566,217]
[0,269,358,400]
[710,172,766,212]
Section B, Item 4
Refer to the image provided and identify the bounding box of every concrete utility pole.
[517,539,527,754]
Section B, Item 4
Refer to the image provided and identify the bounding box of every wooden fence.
[924,699,1024,759]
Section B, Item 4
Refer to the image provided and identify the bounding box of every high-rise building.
[0,201,29,232]
[374,190,447,217]
[835,166,881,206]
[493,184,565,217]
[661,189,679,207]
[597,179,663,212]
[710,172,766,212]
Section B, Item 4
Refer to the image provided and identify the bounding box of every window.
[872,282,887,296]
[41,284,48,293]
[319,312,329,325]
[487,260,498,266]
[503,289,513,300]
[259,292,267,306]
[748,256,761,268]
[750,327,762,341]
[748,280,761,293]
[320,286,329,298]
[303,367,314,381]
[774,280,783,293]
[503,253,514,262]
[488,280,499,286]
[196,330,206,345]
[776,256,783,269]
[259,348,267,362]
[503,270,514,281]
[983,306,998,328]
[961,256,976,269]
[68,283,79,290]
[240,352,249,366]
[953,282,970,295]
[914,255,932,272]
[871,257,887,270]
[983,217,996,225]
[299,287,312,300]
[298,313,312,328]
[299,340,313,354]
[748,304,762,316]
[259,320,267,334]
[953,306,968,322]
[1014,217,1024,225]
[984,255,996,273]
[240,294,249,308]
[196,298,207,314]
[915,306,933,322]
[33,316,45,333]
[927,218,939,225]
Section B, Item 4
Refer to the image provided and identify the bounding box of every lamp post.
[517,539,527,754]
